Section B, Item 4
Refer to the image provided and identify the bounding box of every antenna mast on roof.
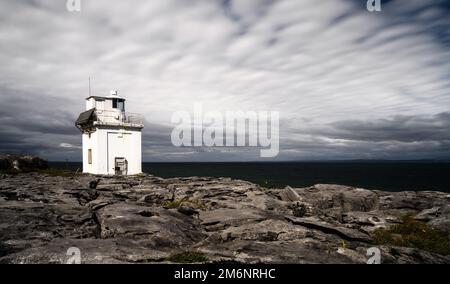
[88,76,91,96]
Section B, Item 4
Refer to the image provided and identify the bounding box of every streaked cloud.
[0,0,449,161]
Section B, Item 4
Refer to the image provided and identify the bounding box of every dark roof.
[75,108,95,125]
[85,95,125,100]
[85,95,106,100]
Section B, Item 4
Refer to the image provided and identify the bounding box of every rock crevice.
[0,173,449,264]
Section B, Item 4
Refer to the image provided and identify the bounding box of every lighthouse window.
[112,98,125,111]
[88,149,92,164]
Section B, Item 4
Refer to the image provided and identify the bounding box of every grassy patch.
[184,198,207,210]
[161,198,206,210]
[372,215,450,255]
[165,251,208,263]
[161,200,184,209]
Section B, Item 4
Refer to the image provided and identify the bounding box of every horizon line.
[48,159,450,163]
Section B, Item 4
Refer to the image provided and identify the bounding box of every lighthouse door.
[114,157,127,175]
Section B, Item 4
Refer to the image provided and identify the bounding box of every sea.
[48,161,450,193]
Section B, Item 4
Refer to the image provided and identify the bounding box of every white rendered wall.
[86,97,110,111]
[82,127,142,175]
[82,132,97,173]
[86,98,95,110]
[82,133,90,173]
[125,130,142,174]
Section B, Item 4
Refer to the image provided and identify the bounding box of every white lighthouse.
[75,90,144,175]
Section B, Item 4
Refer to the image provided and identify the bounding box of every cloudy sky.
[0,0,449,161]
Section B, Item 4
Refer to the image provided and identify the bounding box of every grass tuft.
[372,215,450,255]
[161,198,206,210]
[161,200,184,209]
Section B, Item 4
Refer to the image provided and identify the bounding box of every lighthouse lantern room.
[75,90,144,175]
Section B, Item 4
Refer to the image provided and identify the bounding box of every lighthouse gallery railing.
[93,109,144,126]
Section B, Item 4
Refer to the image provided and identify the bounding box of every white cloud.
[0,0,449,161]
[59,143,81,149]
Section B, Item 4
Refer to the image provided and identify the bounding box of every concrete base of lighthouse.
[82,126,142,175]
